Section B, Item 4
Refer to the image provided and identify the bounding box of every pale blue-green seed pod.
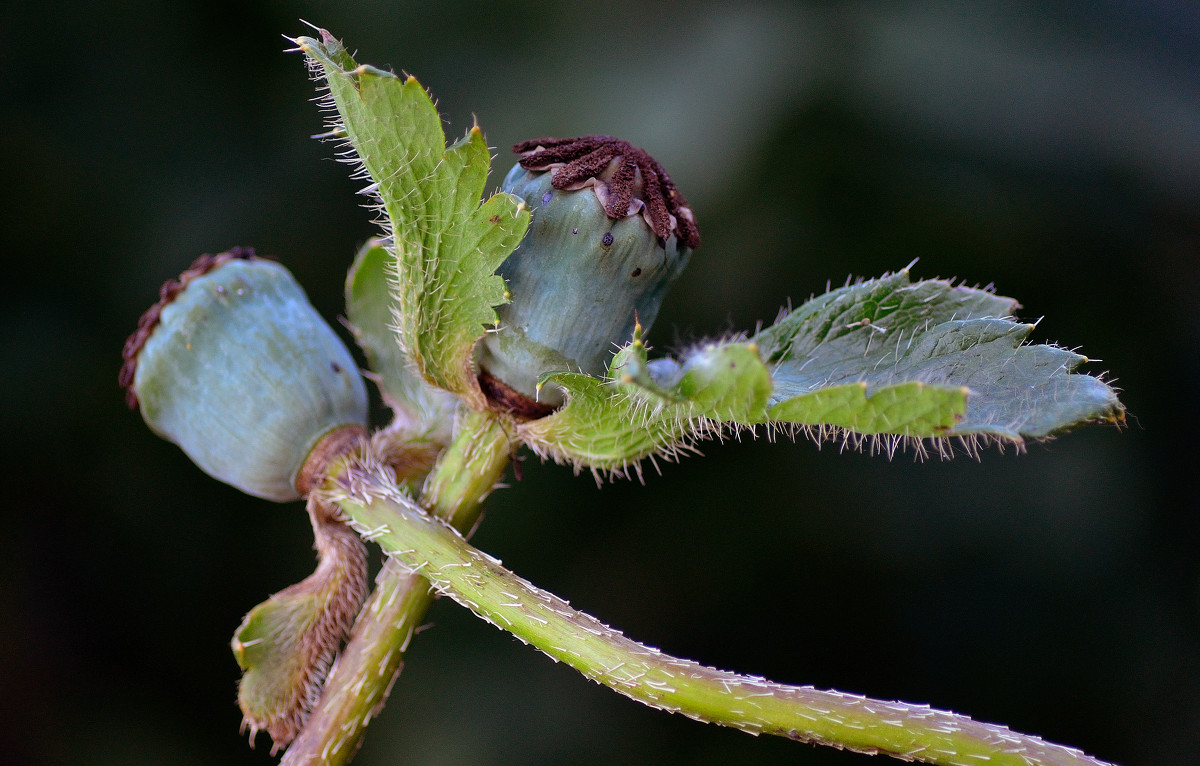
[122,250,368,501]
[477,136,699,413]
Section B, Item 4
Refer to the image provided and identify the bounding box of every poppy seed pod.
[121,249,368,501]
[477,136,699,414]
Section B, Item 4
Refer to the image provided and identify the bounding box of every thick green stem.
[322,456,1117,766]
[281,410,511,765]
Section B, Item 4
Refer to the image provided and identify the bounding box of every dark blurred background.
[3,1,1197,764]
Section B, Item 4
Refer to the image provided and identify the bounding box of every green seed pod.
[477,136,700,414]
[121,249,368,501]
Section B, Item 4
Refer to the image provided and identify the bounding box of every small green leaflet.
[520,270,1123,472]
[519,328,771,475]
[298,31,530,404]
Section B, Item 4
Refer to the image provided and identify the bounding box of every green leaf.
[758,270,1124,443]
[298,31,530,404]
[345,238,460,437]
[520,270,1122,472]
[754,269,1018,361]
[767,381,967,438]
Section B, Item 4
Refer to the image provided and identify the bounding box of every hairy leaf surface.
[299,31,529,404]
[758,270,1122,441]
[521,270,1122,471]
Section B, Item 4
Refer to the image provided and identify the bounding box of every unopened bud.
[478,136,699,413]
[121,249,368,500]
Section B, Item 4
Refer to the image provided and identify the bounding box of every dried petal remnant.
[514,135,700,249]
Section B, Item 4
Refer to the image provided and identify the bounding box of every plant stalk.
[282,409,512,765]
[320,454,1118,766]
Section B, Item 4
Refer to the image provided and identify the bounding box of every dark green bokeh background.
[3,2,1197,764]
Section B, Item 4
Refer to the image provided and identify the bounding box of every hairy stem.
[322,456,1117,766]
[282,410,512,765]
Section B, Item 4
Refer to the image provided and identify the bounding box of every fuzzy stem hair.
[280,410,513,765]
[317,453,1118,766]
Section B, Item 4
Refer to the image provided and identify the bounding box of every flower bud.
[477,136,699,414]
[121,249,368,501]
